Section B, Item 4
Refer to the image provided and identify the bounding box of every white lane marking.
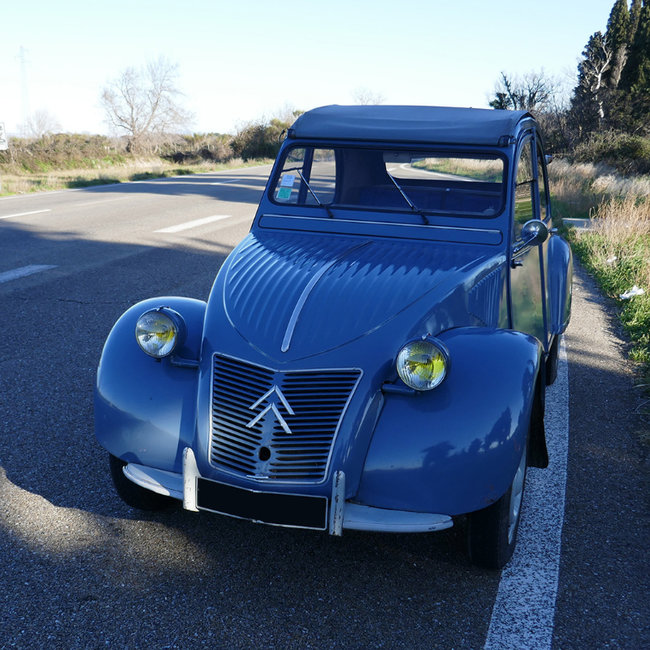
[0,265,57,284]
[155,215,232,234]
[484,337,569,650]
[210,179,240,185]
[0,209,52,220]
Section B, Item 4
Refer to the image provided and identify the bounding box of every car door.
[509,133,550,349]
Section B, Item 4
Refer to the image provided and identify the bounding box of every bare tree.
[100,56,194,153]
[489,71,557,113]
[21,109,61,138]
[352,87,386,105]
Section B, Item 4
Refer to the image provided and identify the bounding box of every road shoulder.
[553,263,649,648]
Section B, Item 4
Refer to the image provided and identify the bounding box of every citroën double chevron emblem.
[246,385,295,434]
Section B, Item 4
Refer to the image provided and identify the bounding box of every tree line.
[5,1,648,174]
[490,0,649,173]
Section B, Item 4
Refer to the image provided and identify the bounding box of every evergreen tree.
[605,0,631,88]
[629,0,643,38]
[570,31,612,134]
[618,0,650,132]
[620,0,650,91]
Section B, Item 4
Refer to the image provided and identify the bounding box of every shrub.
[0,134,128,173]
[230,117,291,161]
[573,130,650,175]
[161,133,233,165]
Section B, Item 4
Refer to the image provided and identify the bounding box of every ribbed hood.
[218,231,496,360]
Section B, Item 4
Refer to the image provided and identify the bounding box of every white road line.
[155,215,232,234]
[484,338,569,650]
[0,209,51,220]
[0,265,57,284]
[210,179,240,185]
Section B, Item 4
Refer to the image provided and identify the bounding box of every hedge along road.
[0,169,647,649]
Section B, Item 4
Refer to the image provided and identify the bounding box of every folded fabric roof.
[288,105,532,146]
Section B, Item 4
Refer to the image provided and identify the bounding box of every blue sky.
[1,0,617,135]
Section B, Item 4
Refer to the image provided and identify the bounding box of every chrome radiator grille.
[210,355,360,482]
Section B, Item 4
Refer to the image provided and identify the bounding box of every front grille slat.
[210,354,360,482]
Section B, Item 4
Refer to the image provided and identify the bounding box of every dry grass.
[412,157,503,182]
[0,157,258,195]
[561,173,650,372]
[549,158,650,219]
[550,165,650,370]
[554,161,650,436]
[588,195,650,290]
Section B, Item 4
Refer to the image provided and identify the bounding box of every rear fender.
[356,328,543,516]
[94,297,206,472]
[547,234,573,335]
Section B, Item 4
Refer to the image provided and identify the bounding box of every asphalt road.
[0,168,647,648]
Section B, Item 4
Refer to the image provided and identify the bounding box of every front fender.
[94,297,206,472]
[355,328,542,516]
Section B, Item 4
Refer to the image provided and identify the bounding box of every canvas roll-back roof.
[288,105,532,146]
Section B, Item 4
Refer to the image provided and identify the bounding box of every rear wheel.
[467,442,527,569]
[109,454,174,511]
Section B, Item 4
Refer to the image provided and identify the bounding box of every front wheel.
[467,443,527,569]
[109,454,175,511]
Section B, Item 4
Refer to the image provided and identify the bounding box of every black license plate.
[196,478,328,530]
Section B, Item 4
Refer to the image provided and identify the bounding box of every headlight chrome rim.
[396,337,449,391]
[135,307,184,358]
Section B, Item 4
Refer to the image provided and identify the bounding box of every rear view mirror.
[520,219,549,247]
[512,220,549,262]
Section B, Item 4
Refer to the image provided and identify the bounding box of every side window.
[514,139,535,237]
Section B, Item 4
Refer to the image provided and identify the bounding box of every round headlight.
[135,309,180,358]
[396,339,449,391]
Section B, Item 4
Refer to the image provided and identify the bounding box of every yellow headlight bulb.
[396,339,449,391]
[135,309,180,358]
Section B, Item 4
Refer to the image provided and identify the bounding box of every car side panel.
[355,328,542,516]
[94,297,206,472]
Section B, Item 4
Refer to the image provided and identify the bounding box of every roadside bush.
[161,133,233,165]
[0,134,127,173]
[230,117,291,161]
[573,131,650,175]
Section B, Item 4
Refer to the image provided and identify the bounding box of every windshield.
[271,146,505,218]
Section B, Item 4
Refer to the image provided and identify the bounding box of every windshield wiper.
[295,169,334,218]
[281,166,334,218]
[386,172,430,224]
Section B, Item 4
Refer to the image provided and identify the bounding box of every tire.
[467,442,527,569]
[545,336,559,386]
[108,454,174,511]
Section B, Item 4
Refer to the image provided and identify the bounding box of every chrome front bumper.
[122,447,453,534]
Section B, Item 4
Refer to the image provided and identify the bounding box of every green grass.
[570,229,650,367]
[556,182,650,422]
